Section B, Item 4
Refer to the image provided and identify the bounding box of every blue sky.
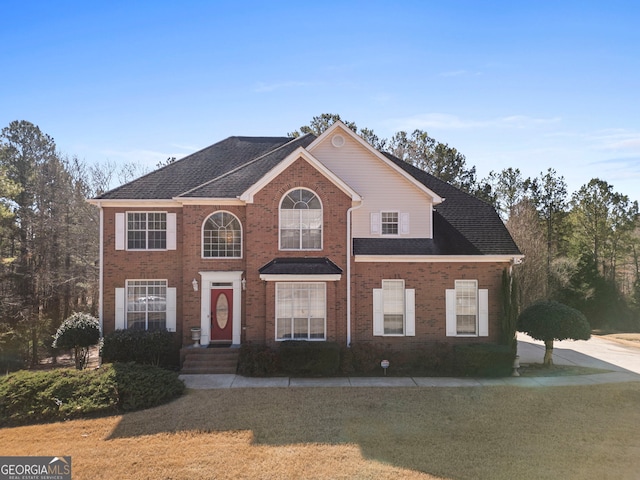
[2,1,639,202]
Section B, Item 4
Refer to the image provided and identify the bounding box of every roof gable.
[308,122,444,204]
[238,146,362,203]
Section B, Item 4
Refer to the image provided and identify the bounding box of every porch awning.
[258,257,342,281]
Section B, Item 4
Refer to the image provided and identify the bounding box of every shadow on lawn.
[106,384,640,480]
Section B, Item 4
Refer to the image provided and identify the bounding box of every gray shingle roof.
[180,135,315,198]
[353,212,481,255]
[259,257,343,276]
[94,132,520,257]
[96,136,297,200]
[381,152,521,256]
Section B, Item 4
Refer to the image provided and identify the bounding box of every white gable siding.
[310,134,433,238]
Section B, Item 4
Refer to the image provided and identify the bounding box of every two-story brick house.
[90,121,522,360]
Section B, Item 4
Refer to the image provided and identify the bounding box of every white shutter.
[166,213,177,250]
[115,213,125,250]
[115,288,126,330]
[405,288,415,336]
[400,213,410,234]
[166,287,177,332]
[445,289,456,336]
[373,288,384,336]
[370,213,380,234]
[478,289,489,337]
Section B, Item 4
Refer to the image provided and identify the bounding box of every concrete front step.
[181,347,239,374]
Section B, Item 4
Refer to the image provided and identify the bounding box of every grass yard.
[1,383,640,480]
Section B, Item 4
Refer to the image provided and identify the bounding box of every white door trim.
[198,271,243,346]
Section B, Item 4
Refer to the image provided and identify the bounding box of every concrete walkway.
[179,334,640,389]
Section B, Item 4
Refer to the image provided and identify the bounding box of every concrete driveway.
[517,332,640,375]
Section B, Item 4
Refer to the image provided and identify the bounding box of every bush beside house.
[237,341,513,377]
[101,329,180,368]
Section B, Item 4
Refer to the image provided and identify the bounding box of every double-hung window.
[371,212,410,235]
[126,280,167,330]
[446,280,489,337]
[279,189,322,250]
[373,280,416,336]
[276,283,326,340]
[115,281,176,332]
[115,212,176,251]
[381,212,399,235]
[128,212,166,249]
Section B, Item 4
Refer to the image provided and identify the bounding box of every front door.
[210,288,233,342]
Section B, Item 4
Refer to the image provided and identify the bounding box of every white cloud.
[590,129,640,152]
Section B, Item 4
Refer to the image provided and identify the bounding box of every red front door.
[211,289,233,342]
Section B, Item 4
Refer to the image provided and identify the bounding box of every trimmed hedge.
[341,342,456,377]
[238,341,512,378]
[237,343,279,377]
[101,329,180,368]
[0,363,185,426]
[279,341,341,376]
[453,343,515,377]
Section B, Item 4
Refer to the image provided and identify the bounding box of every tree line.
[0,120,145,368]
[1,115,638,369]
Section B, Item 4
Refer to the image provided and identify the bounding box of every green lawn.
[2,383,639,479]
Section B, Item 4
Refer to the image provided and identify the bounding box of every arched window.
[203,211,242,258]
[279,188,322,250]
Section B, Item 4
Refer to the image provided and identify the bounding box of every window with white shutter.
[446,280,488,337]
[116,212,176,251]
[373,280,415,336]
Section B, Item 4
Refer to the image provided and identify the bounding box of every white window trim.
[373,280,416,337]
[201,210,243,259]
[115,280,176,332]
[380,211,400,236]
[370,211,410,236]
[278,188,323,251]
[275,282,327,341]
[116,211,176,251]
[445,280,488,337]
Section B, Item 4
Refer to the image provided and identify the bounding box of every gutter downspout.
[98,203,104,336]
[346,201,363,347]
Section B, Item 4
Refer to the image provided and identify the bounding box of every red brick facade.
[100,155,512,351]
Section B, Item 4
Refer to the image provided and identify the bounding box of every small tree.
[52,313,100,370]
[517,300,591,366]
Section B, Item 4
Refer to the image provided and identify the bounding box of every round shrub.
[52,313,100,370]
[518,300,591,366]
